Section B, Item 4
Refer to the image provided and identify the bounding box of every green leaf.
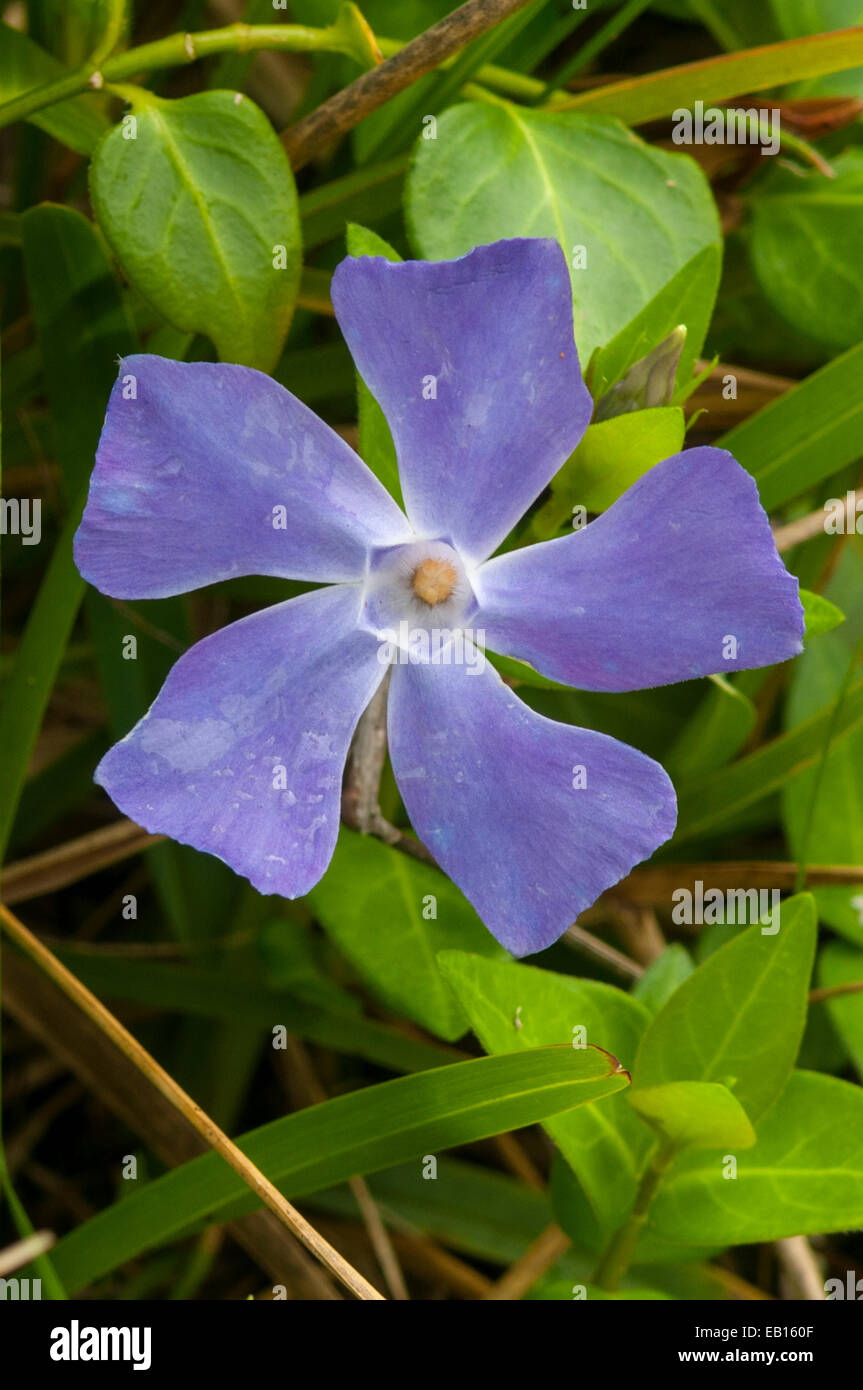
[720,338,863,510]
[749,153,863,355]
[344,222,403,504]
[439,950,653,1240]
[0,22,109,154]
[48,1045,629,1293]
[688,0,863,97]
[556,27,863,124]
[801,588,845,639]
[309,829,501,1041]
[631,944,694,1015]
[664,675,756,781]
[406,105,720,363]
[90,90,300,371]
[649,1071,863,1245]
[534,407,685,538]
[590,244,721,398]
[818,942,863,1076]
[628,1082,757,1152]
[633,896,817,1121]
[674,675,863,843]
[783,548,863,938]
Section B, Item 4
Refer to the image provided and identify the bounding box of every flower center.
[359,538,478,649]
[412,557,458,607]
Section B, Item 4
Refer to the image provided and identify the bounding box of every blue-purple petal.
[387,654,677,956]
[95,585,384,897]
[75,355,412,599]
[474,447,804,692]
[331,239,592,566]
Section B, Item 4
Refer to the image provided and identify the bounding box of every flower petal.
[95,585,384,897]
[387,653,676,956]
[474,447,804,692]
[75,355,412,598]
[331,238,592,566]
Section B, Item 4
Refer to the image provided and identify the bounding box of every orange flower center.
[412,557,458,606]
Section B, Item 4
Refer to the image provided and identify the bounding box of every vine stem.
[0,9,543,144]
[592,1144,675,1291]
[0,22,362,134]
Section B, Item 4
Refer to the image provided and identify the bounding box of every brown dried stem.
[0,902,384,1300]
[282,0,536,170]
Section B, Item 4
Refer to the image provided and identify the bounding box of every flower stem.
[592,1144,674,1291]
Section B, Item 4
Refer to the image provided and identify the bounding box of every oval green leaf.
[406,104,720,362]
[90,89,300,371]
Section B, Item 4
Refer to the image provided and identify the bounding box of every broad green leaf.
[631,944,694,1015]
[48,1045,629,1293]
[439,950,653,1241]
[0,22,109,154]
[664,675,755,781]
[90,90,300,371]
[406,105,720,362]
[801,588,845,639]
[720,338,863,509]
[309,829,500,1041]
[749,153,863,355]
[345,222,403,504]
[628,1082,756,1152]
[818,942,863,1076]
[590,244,721,398]
[536,406,685,535]
[633,896,817,1121]
[649,1071,863,1245]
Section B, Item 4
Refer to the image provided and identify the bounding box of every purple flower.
[74,238,803,956]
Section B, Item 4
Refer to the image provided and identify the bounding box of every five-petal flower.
[74,238,803,956]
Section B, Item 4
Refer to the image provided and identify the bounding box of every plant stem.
[375,37,544,100]
[283,0,537,170]
[592,1144,674,1290]
[0,23,356,134]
